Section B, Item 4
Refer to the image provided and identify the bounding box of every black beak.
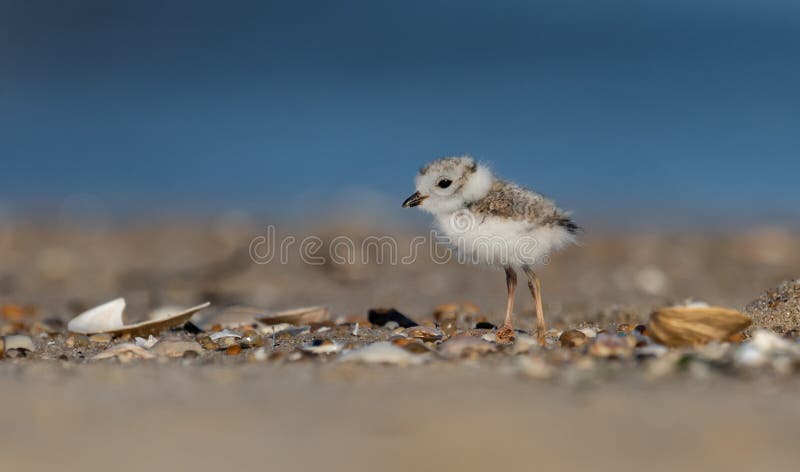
[402,191,428,208]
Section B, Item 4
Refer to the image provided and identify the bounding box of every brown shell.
[647,306,752,347]
[256,306,330,326]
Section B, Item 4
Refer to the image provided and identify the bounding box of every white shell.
[92,343,156,360]
[3,335,36,352]
[134,335,159,349]
[68,298,127,334]
[339,342,428,366]
[68,298,210,336]
[210,329,242,341]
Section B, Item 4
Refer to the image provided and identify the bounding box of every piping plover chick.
[402,155,579,344]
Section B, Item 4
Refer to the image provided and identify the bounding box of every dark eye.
[437,179,452,189]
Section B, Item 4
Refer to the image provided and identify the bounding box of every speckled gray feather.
[467,180,579,234]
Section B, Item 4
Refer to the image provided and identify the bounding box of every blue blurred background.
[2,0,799,227]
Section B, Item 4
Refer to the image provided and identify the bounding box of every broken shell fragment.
[209,329,242,341]
[339,342,428,366]
[403,326,443,342]
[391,338,433,354]
[67,298,211,336]
[134,335,159,349]
[648,306,752,347]
[65,334,90,349]
[151,341,203,358]
[92,343,156,361]
[256,306,330,326]
[3,334,36,353]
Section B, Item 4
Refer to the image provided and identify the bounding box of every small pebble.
[617,324,635,334]
[559,330,587,348]
[240,330,265,348]
[64,334,90,349]
[439,318,457,336]
[225,345,242,356]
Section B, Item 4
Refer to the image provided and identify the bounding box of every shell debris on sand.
[93,343,156,361]
[67,298,211,337]
[745,279,800,333]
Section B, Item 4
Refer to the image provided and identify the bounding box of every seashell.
[92,343,156,361]
[438,335,496,358]
[151,340,203,358]
[257,323,294,335]
[3,334,35,353]
[67,298,210,336]
[209,329,242,341]
[578,327,598,338]
[404,326,443,342]
[339,342,428,366]
[301,339,342,354]
[647,306,752,347]
[559,330,587,348]
[256,306,330,326]
[134,335,159,349]
[391,338,433,354]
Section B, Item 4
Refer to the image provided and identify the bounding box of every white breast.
[435,210,575,269]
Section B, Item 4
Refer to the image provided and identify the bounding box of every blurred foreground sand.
[2,363,800,472]
[2,221,800,471]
